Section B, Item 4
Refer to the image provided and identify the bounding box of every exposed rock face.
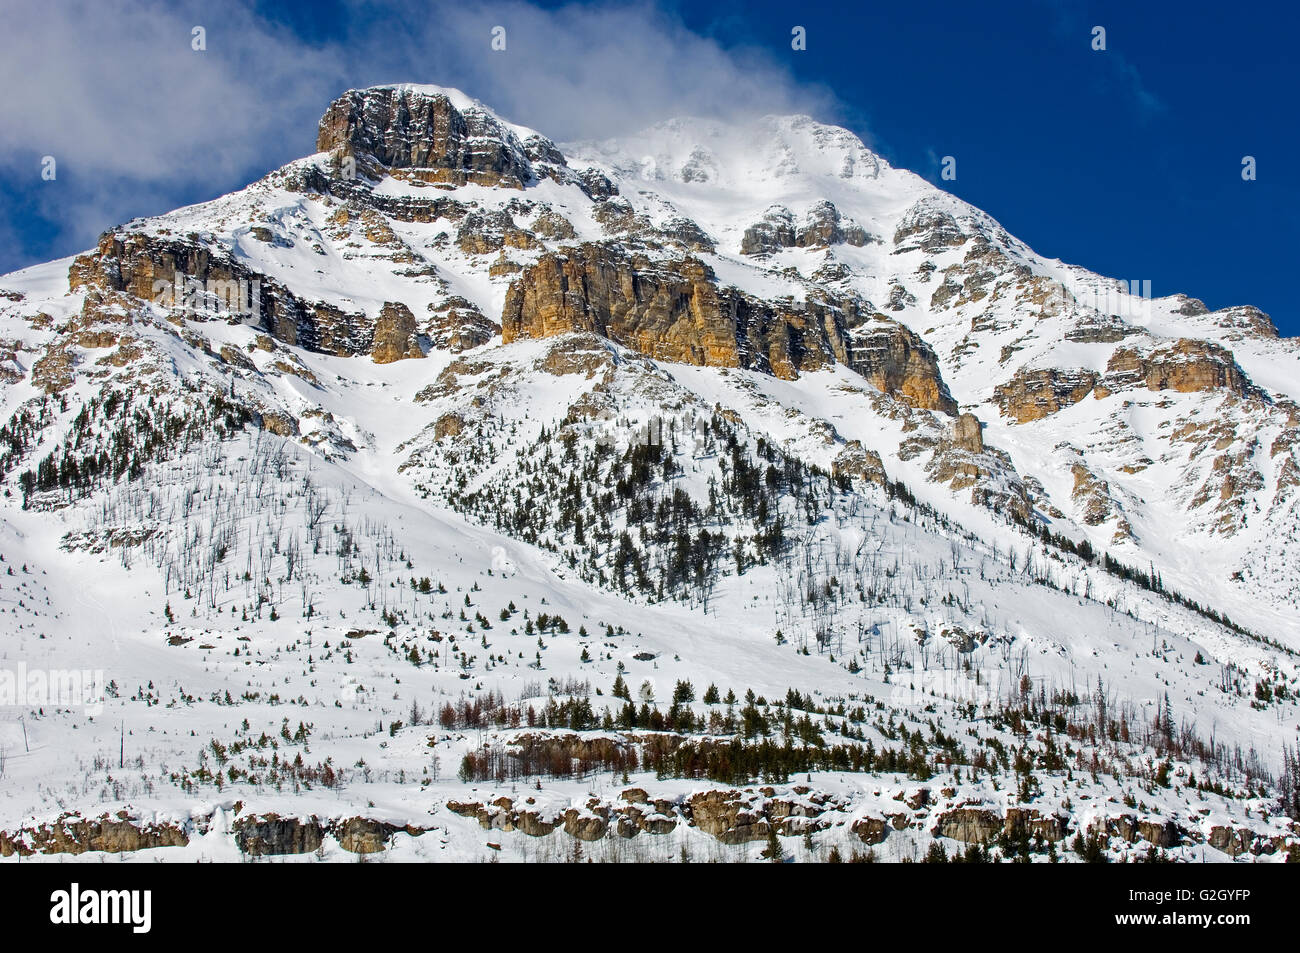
[27,291,156,393]
[1106,339,1255,397]
[0,338,26,382]
[1208,824,1254,857]
[1095,814,1186,848]
[849,319,959,413]
[502,243,956,409]
[658,216,716,253]
[259,411,299,437]
[575,166,618,199]
[371,302,424,363]
[931,806,1070,844]
[1003,808,1069,842]
[70,232,372,357]
[456,208,539,255]
[501,245,816,379]
[832,440,887,486]
[1210,305,1278,340]
[915,417,1033,524]
[1138,819,1182,848]
[504,246,720,361]
[0,814,188,856]
[32,342,77,394]
[934,807,1003,843]
[851,816,890,845]
[72,232,249,308]
[433,412,464,440]
[426,297,499,352]
[1189,443,1266,535]
[563,808,610,841]
[531,208,577,240]
[515,809,559,837]
[1070,461,1116,527]
[1171,295,1209,316]
[796,200,870,248]
[332,817,405,853]
[315,86,543,188]
[1065,316,1137,344]
[740,201,869,256]
[232,813,324,855]
[893,204,968,254]
[683,790,772,844]
[995,368,1099,423]
[950,413,984,454]
[740,206,796,256]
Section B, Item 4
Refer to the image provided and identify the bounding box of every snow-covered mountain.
[0,84,1296,862]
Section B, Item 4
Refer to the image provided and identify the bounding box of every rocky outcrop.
[0,813,188,856]
[851,816,890,845]
[893,204,968,254]
[934,806,1070,844]
[740,206,796,256]
[832,440,887,487]
[1094,814,1185,848]
[1106,339,1255,397]
[456,208,540,255]
[31,343,77,394]
[501,245,820,380]
[531,208,577,240]
[1209,305,1278,340]
[232,813,324,856]
[849,319,958,413]
[501,244,956,408]
[70,232,373,357]
[426,297,499,352]
[740,202,869,255]
[563,807,610,841]
[1070,461,1116,527]
[1207,824,1254,857]
[371,302,424,363]
[1003,808,1069,842]
[331,817,409,854]
[916,415,1033,523]
[683,790,772,844]
[1065,315,1137,344]
[950,413,984,454]
[259,411,299,437]
[994,368,1099,423]
[444,787,828,847]
[934,806,1003,843]
[315,86,542,188]
[796,200,870,248]
[433,412,465,441]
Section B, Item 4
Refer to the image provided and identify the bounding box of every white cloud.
[0,0,844,271]
[342,0,837,140]
[0,0,341,180]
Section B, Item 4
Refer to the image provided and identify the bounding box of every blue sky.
[2,0,1296,332]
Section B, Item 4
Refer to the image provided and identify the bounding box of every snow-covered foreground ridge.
[0,84,1296,863]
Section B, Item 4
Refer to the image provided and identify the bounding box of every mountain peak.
[315,84,565,188]
[563,111,896,193]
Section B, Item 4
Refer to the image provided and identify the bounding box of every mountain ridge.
[16,82,1292,635]
[0,83,1297,863]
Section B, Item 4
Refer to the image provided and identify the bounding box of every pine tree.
[761,827,784,863]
